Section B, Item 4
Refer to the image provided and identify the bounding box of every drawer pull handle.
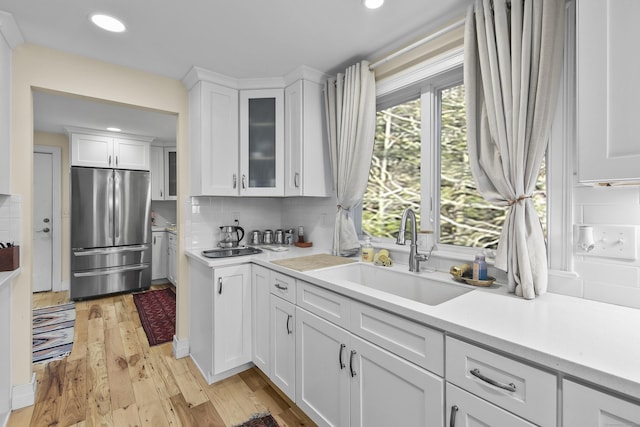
[218,277,223,295]
[349,350,357,377]
[286,314,293,335]
[449,405,458,427]
[338,344,346,369]
[275,283,288,291]
[470,368,516,392]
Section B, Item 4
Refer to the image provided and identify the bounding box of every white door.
[33,151,53,292]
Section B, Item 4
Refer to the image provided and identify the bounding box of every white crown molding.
[64,126,155,142]
[182,66,239,91]
[0,11,24,49]
[284,65,329,86]
[183,65,327,91]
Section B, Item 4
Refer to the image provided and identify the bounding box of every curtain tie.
[507,195,532,206]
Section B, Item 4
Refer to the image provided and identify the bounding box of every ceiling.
[1,0,470,142]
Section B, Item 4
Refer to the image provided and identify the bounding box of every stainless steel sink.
[309,263,472,306]
[201,246,263,258]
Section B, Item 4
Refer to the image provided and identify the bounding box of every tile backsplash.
[186,196,336,250]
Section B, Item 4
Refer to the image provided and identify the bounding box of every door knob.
[43,218,50,223]
[39,227,50,233]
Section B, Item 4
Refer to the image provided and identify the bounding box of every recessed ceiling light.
[90,14,126,33]
[107,127,121,132]
[363,0,384,9]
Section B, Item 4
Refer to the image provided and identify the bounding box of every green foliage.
[362,85,547,248]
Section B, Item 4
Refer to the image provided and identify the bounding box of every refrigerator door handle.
[72,264,149,278]
[73,245,150,257]
[108,171,115,243]
[114,171,121,242]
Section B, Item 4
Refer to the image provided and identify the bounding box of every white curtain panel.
[324,61,376,256]
[464,0,565,299]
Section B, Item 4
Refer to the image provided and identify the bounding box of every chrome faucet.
[396,208,431,272]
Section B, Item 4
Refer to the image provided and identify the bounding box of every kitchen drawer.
[350,301,444,376]
[446,336,557,427]
[270,272,296,303]
[563,379,640,426]
[446,383,536,427]
[167,232,176,245]
[296,280,350,329]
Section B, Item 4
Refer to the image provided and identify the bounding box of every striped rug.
[32,302,75,364]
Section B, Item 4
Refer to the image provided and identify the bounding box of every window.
[362,59,547,251]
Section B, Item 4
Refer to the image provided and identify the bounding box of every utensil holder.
[0,246,19,271]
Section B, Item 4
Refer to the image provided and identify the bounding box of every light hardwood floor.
[10,285,316,427]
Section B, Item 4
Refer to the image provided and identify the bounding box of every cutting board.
[270,253,356,272]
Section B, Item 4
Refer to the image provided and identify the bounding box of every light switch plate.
[575,225,637,260]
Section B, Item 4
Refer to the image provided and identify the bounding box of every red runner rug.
[133,288,176,346]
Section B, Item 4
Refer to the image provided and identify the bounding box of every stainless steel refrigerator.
[70,166,152,300]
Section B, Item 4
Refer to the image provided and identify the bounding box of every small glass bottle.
[361,237,374,262]
[298,226,305,243]
[473,254,487,281]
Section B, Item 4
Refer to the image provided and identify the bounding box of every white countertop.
[185,247,640,401]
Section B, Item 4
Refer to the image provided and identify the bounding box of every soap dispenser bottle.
[361,237,374,262]
[473,254,487,281]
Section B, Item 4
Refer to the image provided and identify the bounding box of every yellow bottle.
[361,237,374,262]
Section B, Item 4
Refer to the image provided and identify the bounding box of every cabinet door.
[213,264,252,375]
[252,265,271,375]
[446,383,536,427]
[239,89,284,196]
[164,147,177,200]
[349,335,444,427]
[190,81,239,196]
[113,138,150,171]
[563,380,640,427]
[150,146,165,200]
[577,0,640,183]
[167,234,176,286]
[271,295,296,401]
[284,80,331,197]
[151,232,166,280]
[296,307,350,427]
[71,134,113,168]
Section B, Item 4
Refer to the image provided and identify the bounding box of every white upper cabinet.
[151,145,177,200]
[150,145,165,200]
[70,133,150,170]
[189,80,239,196]
[284,80,332,197]
[577,0,640,183]
[239,88,284,196]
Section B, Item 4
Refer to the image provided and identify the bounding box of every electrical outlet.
[575,225,637,260]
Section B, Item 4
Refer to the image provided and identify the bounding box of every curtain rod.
[369,18,466,71]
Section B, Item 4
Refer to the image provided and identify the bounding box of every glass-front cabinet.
[240,89,284,196]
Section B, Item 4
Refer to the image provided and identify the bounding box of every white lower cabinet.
[251,265,271,375]
[446,336,557,427]
[151,231,166,280]
[295,307,443,427]
[167,232,177,286]
[563,380,640,427]
[446,383,536,427]
[189,261,252,384]
[270,294,296,401]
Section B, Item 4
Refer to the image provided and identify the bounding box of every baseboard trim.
[172,335,189,359]
[12,372,36,410]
